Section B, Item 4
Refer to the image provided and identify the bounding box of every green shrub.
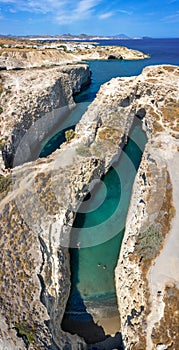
[0,139,5,150]
[134,225,163,260]
[58,45,68,52]
[65,129,75,142]
[0,106,3,114]
[15,323,35,344]
[76,145,91,157]
[0,174,12,193]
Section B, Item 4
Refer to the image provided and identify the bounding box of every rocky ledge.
[0,62,91,168]
[0,43,149,70]
[115,65,179,350]
[0,64,137,349]
[0,65,178,349]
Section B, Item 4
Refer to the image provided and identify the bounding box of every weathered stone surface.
[0,64,179,349]
[0,74,137,349]
[115,65,179,350]
[0,63,91,168]
[0,44,149,70]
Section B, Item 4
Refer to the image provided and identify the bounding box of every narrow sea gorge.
[61,123,147,345]
[39,40,179,346]
[39,59,148,346]
[0,35,179,350]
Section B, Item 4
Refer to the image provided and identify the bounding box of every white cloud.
[162,11,179,23]
[118,9,133,16]
[99,11,113,20]
[55,0,101,24]
[9,8,17,13]
[77,0,100,13]
[168,0,179,3]
[0,0,102,23]
[0,0,70,14]
[0,0,17,2]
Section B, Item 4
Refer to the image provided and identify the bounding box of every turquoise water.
[40,40,178,330]
[39,102,89,157]
[64,123,147,320]
[40,39,178,158]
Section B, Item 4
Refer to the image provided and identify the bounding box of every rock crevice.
[0,65,179,349]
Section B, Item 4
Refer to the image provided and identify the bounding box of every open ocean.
[76,38,179,104]
[97,38,179,65]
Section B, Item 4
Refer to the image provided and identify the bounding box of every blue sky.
[0,0,179,37]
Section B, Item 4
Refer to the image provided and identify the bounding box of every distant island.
[0,33,150,41]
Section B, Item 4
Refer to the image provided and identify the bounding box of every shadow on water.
[61,210,103,344]
[61,242,123,349]
[39,124,75,158]
[61,117,147,349]
[62,188,123,348]
[38,61,147,348]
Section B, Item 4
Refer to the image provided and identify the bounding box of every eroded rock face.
[0,65,178,349]
[0,63,91,168]
[0,45,149,70]
[115,65,179,349]
[0,76,138,349]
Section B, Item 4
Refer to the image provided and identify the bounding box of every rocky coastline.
[0,38,149,71]
[0,60,179,350]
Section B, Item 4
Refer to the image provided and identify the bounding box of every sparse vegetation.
[0,139,5,150]
[98,126,121,144]
[65,129,75,142]
[151,285,179,348]
[15,323,35,344]
[134,225,163,260]
[153,120,164,132]
[76,145,91,157]
[162,102,179,132]
[0,174,12,194]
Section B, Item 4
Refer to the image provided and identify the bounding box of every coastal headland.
[0,37,149,70]
[0,37,178,350]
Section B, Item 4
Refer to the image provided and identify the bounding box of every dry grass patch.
[151,285,179,348]
[97,126,122,144]
[149,107,164,133]
[161,102,179,132]
[129,170,175,349]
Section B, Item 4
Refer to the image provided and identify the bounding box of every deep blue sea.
[76,38,179,104]
[40,38,179,157]
[41,39,179,337]
[97,38,179,64]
